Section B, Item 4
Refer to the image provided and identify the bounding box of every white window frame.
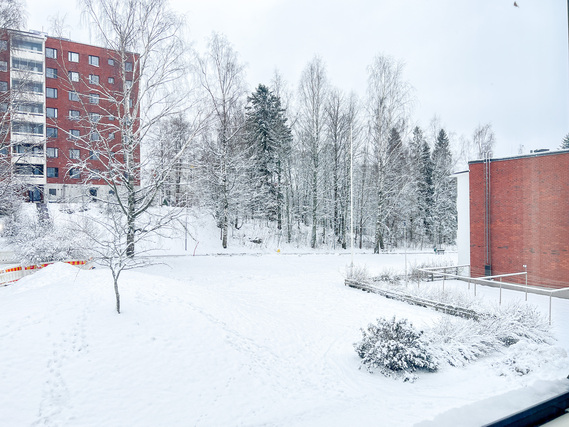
[68,51,79,62]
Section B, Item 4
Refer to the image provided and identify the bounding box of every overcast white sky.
[26,0,569,158]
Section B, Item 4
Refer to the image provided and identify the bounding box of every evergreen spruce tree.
[245,84,292,229]
[431,129,457,247]
[561,133,569,150]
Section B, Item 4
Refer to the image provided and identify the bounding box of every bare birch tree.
[366,54,414,252]
[196,33,248,249]
[298,56,327,248]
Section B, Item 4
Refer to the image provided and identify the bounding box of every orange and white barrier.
[0,260,92,285]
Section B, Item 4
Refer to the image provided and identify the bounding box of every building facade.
[0,29,138,203]
[468,150,569,289]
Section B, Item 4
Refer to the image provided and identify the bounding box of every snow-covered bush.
[354,317,437,381]
[492,341,567,377]
[6,206,90,265]
[425,316,502,367]
[346,264,370,282]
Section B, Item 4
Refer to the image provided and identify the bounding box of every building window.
[46,147,58,158]
[69,129,80,139]
[89,74,99,85]
[12,79,42,93]
[69,149,80,160]
[129,98,134,109]
[88,55,99,66]
[47,167,59,178]
[109,132,115,140]
[48,188,56,196]
[0,81,6,91]
[16,102,43,114]
[46,127,58,138]
[108,58,114,66]
[46,87,58,98]
[89,113,101,122]
[15,164,43,175]
[69,71,79,82]
[0,40,7,51]
[89,150,100,160]
[89,93,99,104]
[12,38,42,52]
[69,91,80,101]
[46,67,57,79]
[45,47,57,59]
[46,107,57,118]
[90,131,100,141]
[12,122,43,135]
[0,61,6,72]
[69,110,80,120]
[69,168,81,179]
[108,77,114,84]
[125,61,133,72]
[68,51,79,62]
[12,58,43,73]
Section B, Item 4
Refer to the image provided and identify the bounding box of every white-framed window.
[89,74,99,85]
[46,67,57,79]
[47,167,58,178]
[46,127,57,138]
[46,87,58,98]
[48,188,57,196]
[88,55,99,66]
[69,91,79,101]
[68,51,79,62]
[45,47,57,59]
[90,131,100,141]
[89,113,101,122]
[89,93,99,104]
[46,107,57,118]
[108,77,114,84]
[69,149,80,159]
[108,58,114,66]
[0,41,7,51]
[0,81,7,91]
[0,61,6,72]
[46,147,58,158]
[69,110,80,120]
[125,80,132,90]
[69,71,79,82]
[125,61,133,72]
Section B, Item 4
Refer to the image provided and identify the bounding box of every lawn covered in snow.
[1,251,569,426]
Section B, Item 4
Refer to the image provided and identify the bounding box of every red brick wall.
[44,37,139,185]
[470,152,569,288]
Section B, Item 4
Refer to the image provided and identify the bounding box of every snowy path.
[0,253,567,426]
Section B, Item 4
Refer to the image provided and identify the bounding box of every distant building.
[458,150,569,289]
[0,28,139,203]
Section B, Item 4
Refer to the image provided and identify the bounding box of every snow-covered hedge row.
[355,302,553,381]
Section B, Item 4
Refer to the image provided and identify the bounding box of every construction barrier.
[0,260,92,286]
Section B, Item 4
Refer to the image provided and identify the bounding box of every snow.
[1,249,569,426]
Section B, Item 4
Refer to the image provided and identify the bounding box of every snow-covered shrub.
[425,316,502,367]
[7,207,90,265]
[372,268,401,285]
[346,264,369,282]
[489,302,552,346]
[354,317,437,381]
[492,341,567,377]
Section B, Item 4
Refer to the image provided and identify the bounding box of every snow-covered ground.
[1,249,569,426]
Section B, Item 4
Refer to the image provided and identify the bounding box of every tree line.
[154,35,469,252]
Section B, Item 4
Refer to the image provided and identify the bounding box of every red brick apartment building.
[0,29,138,202]
[468,150,569,289]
